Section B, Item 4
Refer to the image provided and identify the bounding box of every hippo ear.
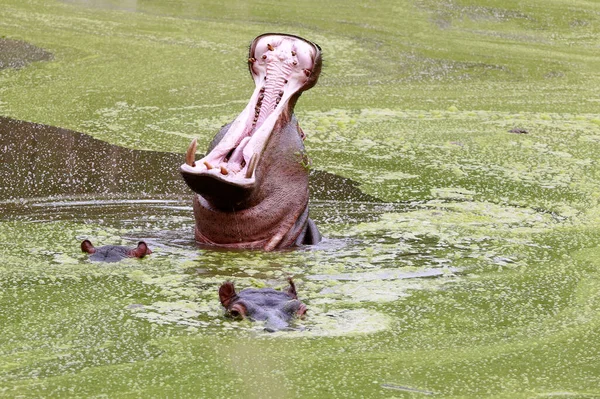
[219,282,237,308]
[81,240,96,254]
[132,242,151,258]
[286,277,298,299]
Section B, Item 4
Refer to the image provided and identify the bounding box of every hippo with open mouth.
[180,33,322,251]
[219,278,307,332]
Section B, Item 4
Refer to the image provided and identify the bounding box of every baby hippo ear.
[131,242,151,258]
[219,282,237,308]
[286,277,298,299]
[81,240,96,254]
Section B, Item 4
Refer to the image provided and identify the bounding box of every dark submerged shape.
[180,33,322,251]
[81,240,152,263]
[219,278,307,332]
[0,38,52,70]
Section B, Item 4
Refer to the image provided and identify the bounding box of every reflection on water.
[0,117,390,227]
[0,38,53,70]
[0,117,186,200]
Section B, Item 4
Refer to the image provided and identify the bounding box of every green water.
[2,0,600,397]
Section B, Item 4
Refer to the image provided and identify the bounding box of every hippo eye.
[229,308,246,319]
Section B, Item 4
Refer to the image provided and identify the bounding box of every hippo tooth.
[291,50,296,56]
[186,138,197,166]
[303,69,311,77]
[220,165,229,175]
[203,160,214,170]
[245,153,258,179]
[267,43,274,51]
[248,57,256,63]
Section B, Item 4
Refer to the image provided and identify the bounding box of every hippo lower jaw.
[180,34,322,203]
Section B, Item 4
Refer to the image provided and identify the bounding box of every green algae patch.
[2,0,600,153]
[4,193,599,398]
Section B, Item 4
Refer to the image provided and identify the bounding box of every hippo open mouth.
[179,33,322,250]
[180,34,322,198]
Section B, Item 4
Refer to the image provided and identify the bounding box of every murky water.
[0,38,52,70]
[2,0,600,397]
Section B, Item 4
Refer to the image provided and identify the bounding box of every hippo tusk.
[186,138,197,166]
[220,165,229,175]
[203,160,214,170]
[245,153,259,179]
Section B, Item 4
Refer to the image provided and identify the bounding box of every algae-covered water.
[2,0,600,397]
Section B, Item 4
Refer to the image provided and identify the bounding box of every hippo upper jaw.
[180,34,322,208]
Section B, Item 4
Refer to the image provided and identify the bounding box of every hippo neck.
[193,116,311,250]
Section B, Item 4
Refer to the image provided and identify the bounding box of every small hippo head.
[81,240,152,263]
[219,278,307,332]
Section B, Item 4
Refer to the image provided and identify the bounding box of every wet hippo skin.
[219,278,307,332]
[81,240,152,262]
[181,33,323,251]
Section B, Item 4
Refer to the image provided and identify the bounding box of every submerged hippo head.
[219,278,307,332]
[180,33,322,251]
[81,240,152,263]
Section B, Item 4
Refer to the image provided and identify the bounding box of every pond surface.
[2,0,600,398]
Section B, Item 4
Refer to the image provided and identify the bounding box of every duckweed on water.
[2,0,600,397]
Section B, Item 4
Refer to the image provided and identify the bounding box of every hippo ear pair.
[80,240,152,258]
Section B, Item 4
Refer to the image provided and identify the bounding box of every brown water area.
[0,117,378,203]
[0,38,53,70]
[0,117,187,200]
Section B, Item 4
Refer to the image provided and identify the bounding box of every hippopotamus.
[219,278,307,332]
[81,240,152,262]
[180,33,322,251]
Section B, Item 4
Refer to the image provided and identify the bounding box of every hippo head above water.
[180,33,322,251]
[81,240,152,263]
[219,278,307,332]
